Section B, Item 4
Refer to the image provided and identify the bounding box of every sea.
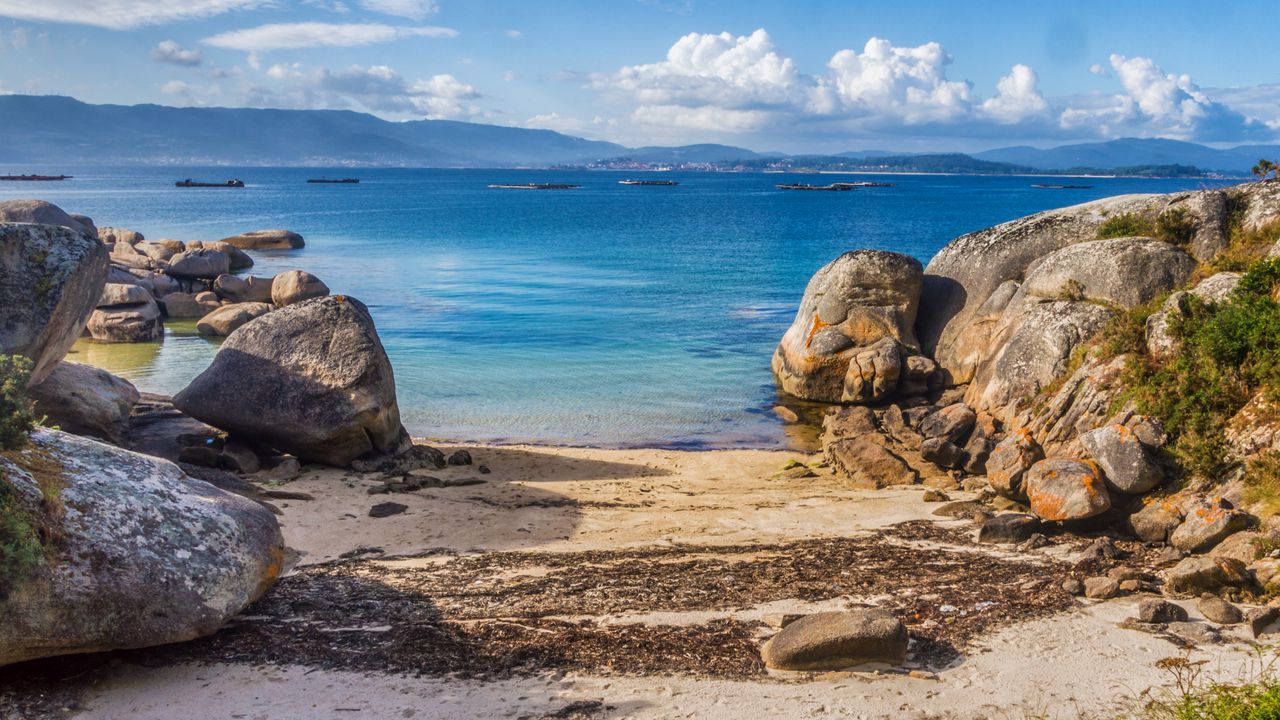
[0,168,1238,448]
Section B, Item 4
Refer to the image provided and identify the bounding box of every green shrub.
[1098,212,1156,239]
[0,355,34,450]
[1155,208,1198,248]
[1125,259,1280,479]
[0,481,42,599]
[1133,655,1280,720]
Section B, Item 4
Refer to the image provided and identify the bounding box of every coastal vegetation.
[0,355,39,599]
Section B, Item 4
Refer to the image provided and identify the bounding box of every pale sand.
[70,445,1274,719]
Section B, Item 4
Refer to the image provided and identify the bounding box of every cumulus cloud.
[245,63,480,119]
[979,64,1049,123]
[151,40,203,66]
[505,29,522,39]
[588,28,1278,145]
[203,22,457,52]
[358,0,437,21]
[0,0,265,30]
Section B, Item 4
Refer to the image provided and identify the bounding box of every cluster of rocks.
[774,180,1280,623]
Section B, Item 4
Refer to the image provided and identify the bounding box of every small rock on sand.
[760,609,908,671]
[368,502,408,518]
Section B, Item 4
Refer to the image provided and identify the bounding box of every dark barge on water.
[776,182,856,191]
[0,174,73,181]
[176,178,245,188]
[487,183,580,190]
[1031,183,1094,189]
[307,178,360,184]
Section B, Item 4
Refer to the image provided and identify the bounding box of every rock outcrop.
[773,250,926,403]
[0,221,109,385]
[27,361,139,444]
[0,429,283,666]
[271,270,329,307]
[174,295,407,466]
[220,229,305,250]
[196,302,273,336]
[0,199,94,235]
[87,282,163,343]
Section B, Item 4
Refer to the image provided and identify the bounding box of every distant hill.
[0,95,626,167]
[975,138,1280,174]
[741,153,1035,175]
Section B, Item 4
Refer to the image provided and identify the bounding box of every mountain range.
[1,95,1277,174]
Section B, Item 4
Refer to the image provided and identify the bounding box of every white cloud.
[151,39,204,66]
[505,29,522,39]
[161,79,189,95]
[817,38,972,123]
[358,0,437,21]
[203,22,457,52]
[1089,63,1108,76]
[980,64,1048,123]
[0,0,266,30]
[9,27,27,49]
[245,63,480,119]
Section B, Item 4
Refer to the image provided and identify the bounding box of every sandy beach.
[5,443,1269,720]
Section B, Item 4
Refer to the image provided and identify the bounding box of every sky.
[0,0,1277,153]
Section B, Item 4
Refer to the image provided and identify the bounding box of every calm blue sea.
[0,168,1236,448]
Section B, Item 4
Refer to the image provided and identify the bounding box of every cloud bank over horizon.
[0,1,1276,152]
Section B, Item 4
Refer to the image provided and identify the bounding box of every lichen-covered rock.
[772,250,923,402]
[27,361,139,444]
[1128,498,1184,543]
[1164,556,1252,596]
[0,199,93,235]
[1145,272,1241,358]
[271,270,330,307]
[219,229,304,250]
[174,295,408,467]
[1080,423,1164,495]
[760,609,908,671]
[1024,458,1112,521]
[0,429,284,666]
[826,437,917,489]
[1169,500,1252,553]
[196,302,273,337]
[1019,238,1196,309]
[986,429,1044,500]
[0,221,110,384]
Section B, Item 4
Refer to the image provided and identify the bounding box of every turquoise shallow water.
[1,168,1236,448]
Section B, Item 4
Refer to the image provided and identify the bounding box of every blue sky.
[0,0,1277,152]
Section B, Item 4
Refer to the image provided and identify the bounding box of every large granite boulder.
[196,302,273,336]
[987,429,1044,500]
[271,270,329,307]
[826,437,918,488]
[1164,556,1252,596]
[0,221,109,385]
[1024,458,1112,521]
[1080,423,1164,495]
[0,429,283,666]
[27,361,139,444]
[1169,500,1252,553]
[174,295,408,466]
[160,291,221,319]
[97,227,145,246]
[773,250,924,403]
[167,248,231,280]
[1019,238,1196,309]
[187,240,253,271]
[0,199,93,235]
[134,241,181,263]
[220,229,305,250]
[760,609,908,670]
[86,283,163,343]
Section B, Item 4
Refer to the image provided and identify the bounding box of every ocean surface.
[0,168,1237,448]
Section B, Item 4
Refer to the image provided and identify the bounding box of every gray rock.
[214,274,274,304]
[986,430,1043,500]
[1197,595,1242,624]
[920,437,965,469]
[27,361,138,444]
[760,609,908,671]
[1137,599,1188,624]
[369,502,408,518]
[174,296,408,467]
[826,437,918,489]
[86,294,164,343]
[271,270,330,307]
[1247,606,1280,638]
[447,449,472,466]
[1169,500,1252,553]
[0,222,109,384]
[219,440,262,474]
[1128,499,1184,544]
[821,405,879,444]
[160,291,221,319]
[0,429,283,666]
[839,337,905,404]
[98,227,145,245]
[1024,458,1112,522]
[134,241,180,263]
[98,282,152,308]
[349,444,446,474]
[1020,238,1196,309]
[220,229,304,250]
[0,199,92,235]
[1084,576,1120,599]
[1080,423,1164,494]
[167,249,230,280]
[772,250,923,403]
[191,241,252,271]
[1164,556,1252,596]
[977,513,1041,544]
[919,403,976,444]
[196,302,273,336]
